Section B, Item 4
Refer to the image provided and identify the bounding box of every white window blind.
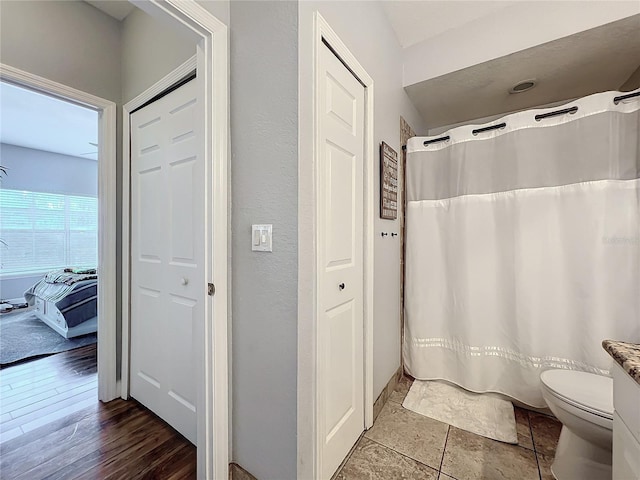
[0,189,97,276]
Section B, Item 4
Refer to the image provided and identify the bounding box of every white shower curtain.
[404,89,640,407]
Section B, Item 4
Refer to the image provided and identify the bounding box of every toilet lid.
[540,369,613,418]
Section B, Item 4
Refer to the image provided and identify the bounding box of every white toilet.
[540,369,613,480]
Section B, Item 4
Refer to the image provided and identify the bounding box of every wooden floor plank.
[0,345,97,436]
[37,409,154,480]
[6,369,71,391]
[2,355,97,386]
[0,427,23,444]
[7,378,97,420]
[0,344,96,378]
[102,432,192,480]
[138,441,196,479]
[153,441,197,479]
[1,366,96,406]
[1,388,97,433]
[12,404,150,480]
[1,387,60,413]
[48,407,177,480]
[1,361,96,400]
[5,353,97,385]
[22,394,97,433]
[0,346,196,479]
[0,399,130,458]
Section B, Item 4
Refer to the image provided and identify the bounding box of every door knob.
[338,283,345,291]
[181,277,189,286]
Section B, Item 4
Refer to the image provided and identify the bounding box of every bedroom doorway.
[0,80,105,442]
[0,66,118,444]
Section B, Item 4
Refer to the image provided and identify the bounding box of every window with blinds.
[0,189,97,276]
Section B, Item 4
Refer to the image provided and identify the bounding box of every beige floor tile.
[364,401,448,469]
[335,437,438,480]
[438,474,457,480]
[537,452,555,480]
[529,412,562,457]
[441,426,539,480]
[229,463,257,480]
[514,407,534,450]
[389,376,413,404]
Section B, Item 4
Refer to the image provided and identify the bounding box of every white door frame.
[297,12,375,479]
[0,64,118,402]
[122,1,229,479]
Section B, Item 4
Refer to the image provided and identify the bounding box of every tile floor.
[333,376,562,480]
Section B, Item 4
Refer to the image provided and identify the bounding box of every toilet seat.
[540,370,613,421]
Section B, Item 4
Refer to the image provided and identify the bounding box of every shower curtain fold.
[404,89,640,407]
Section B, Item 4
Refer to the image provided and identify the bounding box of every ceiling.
[85,0,135,21]
[382,1,518,49]
[403,14,640,129]
[0,82,99,160]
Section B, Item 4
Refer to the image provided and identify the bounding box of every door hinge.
[208,283,215,296]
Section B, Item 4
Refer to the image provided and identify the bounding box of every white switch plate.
[251,224,273,252]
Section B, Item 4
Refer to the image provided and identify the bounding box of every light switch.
[251,224,273,252]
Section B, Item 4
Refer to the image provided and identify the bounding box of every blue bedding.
[53,281,97,328]
[25,279,97,328]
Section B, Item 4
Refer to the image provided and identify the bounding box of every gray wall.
[621,64,640,91]
[0,144,98,300]
[229,2,298,478]
[0,0,121,103]
[0,144,98,197]
[199,0,230,28]
[121,7,197,103]
[1,276,41,302]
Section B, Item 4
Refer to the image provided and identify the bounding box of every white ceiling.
[85,0,135,21]
[0,82,99,160]
[382,1,518,48]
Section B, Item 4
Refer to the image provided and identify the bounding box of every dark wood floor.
[0,345,196,479]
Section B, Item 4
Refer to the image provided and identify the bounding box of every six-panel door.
[130,79,203,445]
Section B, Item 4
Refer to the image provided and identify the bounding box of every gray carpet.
[0,309,97,366]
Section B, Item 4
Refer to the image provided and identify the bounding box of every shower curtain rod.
[413,90,640,147]
[534,106,578,121]
[614,90,640,104]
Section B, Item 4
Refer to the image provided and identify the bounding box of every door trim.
[122,2,229,479]
[0,64,118,402]
[297,12,375,479]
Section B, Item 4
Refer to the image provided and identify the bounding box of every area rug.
[402,380,517,444]
[0,310,96,366]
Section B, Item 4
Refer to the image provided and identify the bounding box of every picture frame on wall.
[380,141,398,220]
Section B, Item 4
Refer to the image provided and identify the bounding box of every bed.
[24,269,98,339]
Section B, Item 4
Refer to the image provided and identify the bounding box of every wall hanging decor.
[380,141,398,219]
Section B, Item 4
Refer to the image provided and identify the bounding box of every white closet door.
[130,79,203,444]
[318,43,366,479]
